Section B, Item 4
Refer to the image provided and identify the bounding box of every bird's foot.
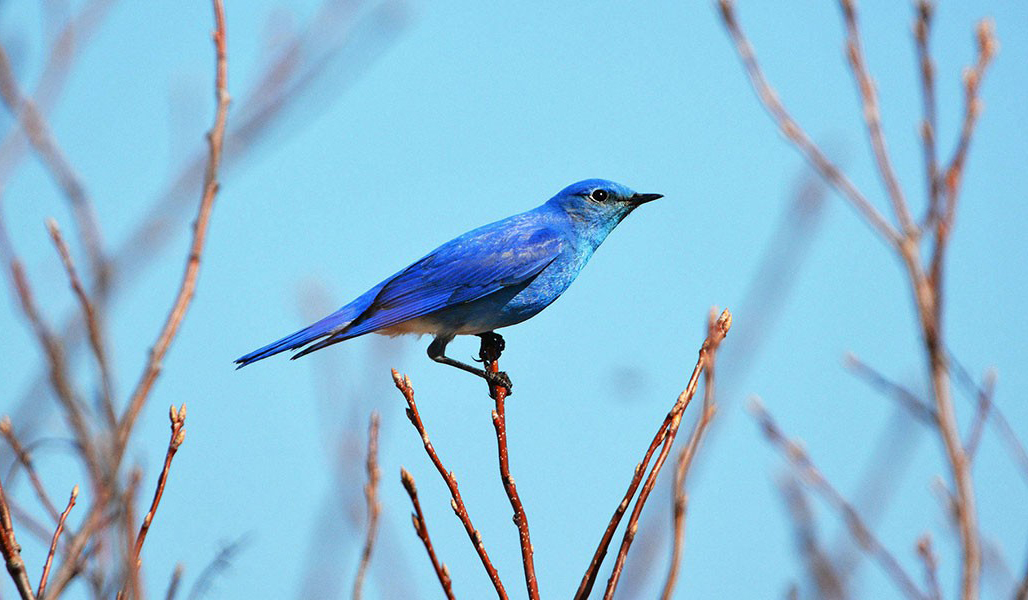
[477,331,506,364]
[486,370,513,398]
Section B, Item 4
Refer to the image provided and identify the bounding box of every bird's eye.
[589,189,609,202]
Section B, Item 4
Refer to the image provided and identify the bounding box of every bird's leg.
[427,335,512,396]
[476,332,512,396]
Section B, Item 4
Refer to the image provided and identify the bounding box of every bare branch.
[483,354,538,599]
[716,0,899,247]
[0,419,61,523]
[963,368,997,463]
[37,485,77,598]
[752,400,926,600]
[126,405,187,596]
[917,534,942,600]
[844,353,936,424]
[661,310,722,600]
[602,309,732,600]
[400,468,455,600]
[165,564,184,600]
[352,412,381,600]
[838,0,915,234]
[391,371,508,599]
[46,219,116,427]
[914,0,941,227]
[0,468,36,599]
[117,0,230,458]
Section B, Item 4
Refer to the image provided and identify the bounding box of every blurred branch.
[660,312,721,600]
[0,41,107,288]
[600,308,732,600]
[185,537,247,600]
[839,0,915,234]
[963,368,996,463]
[352,412,381,600]
[751,400,925,600]
[844,353,936,424]
[116,0,230,459]
[716,0,899,247]
[0,0,118,185]
[400,468,455,600]
[780,476,847,600]
[46,219,116,428]
[0,418,60,523]
[913,1,940,227]
[165,564,184,600]
[0,212,102,486]
[391,370,508,599]
[482,345,539,600]
[917,534,942,600]
[36,485,77,598]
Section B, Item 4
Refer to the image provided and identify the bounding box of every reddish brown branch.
[352,412,381,600]
[37,485,77,598]
[839,0,915,234]
[126,405,186,596]
[46,219,116,427]
[117,0,230,458]
[716,0,899,247]
[0,468,36,599]
[752,401,925,600]
[400,468,456,600]
[391,371,508,599]
[485,359,539,600]
[661,315,721,600]
[602,309,732,600]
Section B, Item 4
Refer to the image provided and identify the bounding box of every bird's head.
[547,179,662,232]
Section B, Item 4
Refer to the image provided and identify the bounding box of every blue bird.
[235,179,661,392]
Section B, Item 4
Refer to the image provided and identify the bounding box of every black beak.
[629,192,663,205]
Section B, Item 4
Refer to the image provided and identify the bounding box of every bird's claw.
[477,332,506,363]
[486,370,513,397]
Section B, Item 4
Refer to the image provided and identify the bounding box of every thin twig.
[781,476,847,599]
[37,485,77,598]
[400,468,455,600]
[0,43,107,287]
[716,0,899,247]
[603,309,732,600]
[0,213,102,487]
[660,310,721,600]
[484,357,539,600]
[914,0,940,227]
[963,368,997,463]
[0,419,61,523]
[116,0,230,459]
[752,400,926,600]
[391,370,508,600]
[165,564,184,600]
[1015,548,1028,600]
[0,469,36,599]
[46,219,116,427]
[839,0,915,234]
[917,534,942,600]
[352,412,381,600]
[844,353,936,424]
[125,405,186,597]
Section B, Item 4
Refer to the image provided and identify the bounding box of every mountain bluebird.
[235,179,661,393]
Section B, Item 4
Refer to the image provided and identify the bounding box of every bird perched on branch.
[235,179,661,393]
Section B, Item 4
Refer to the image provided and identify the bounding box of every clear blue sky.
[1,1,1025,598]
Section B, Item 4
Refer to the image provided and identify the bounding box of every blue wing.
[289,220,564,358]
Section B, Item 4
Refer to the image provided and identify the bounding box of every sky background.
[0,0,1026,598]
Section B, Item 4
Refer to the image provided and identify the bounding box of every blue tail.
[234,313,343,367]
[234,283,385,368]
